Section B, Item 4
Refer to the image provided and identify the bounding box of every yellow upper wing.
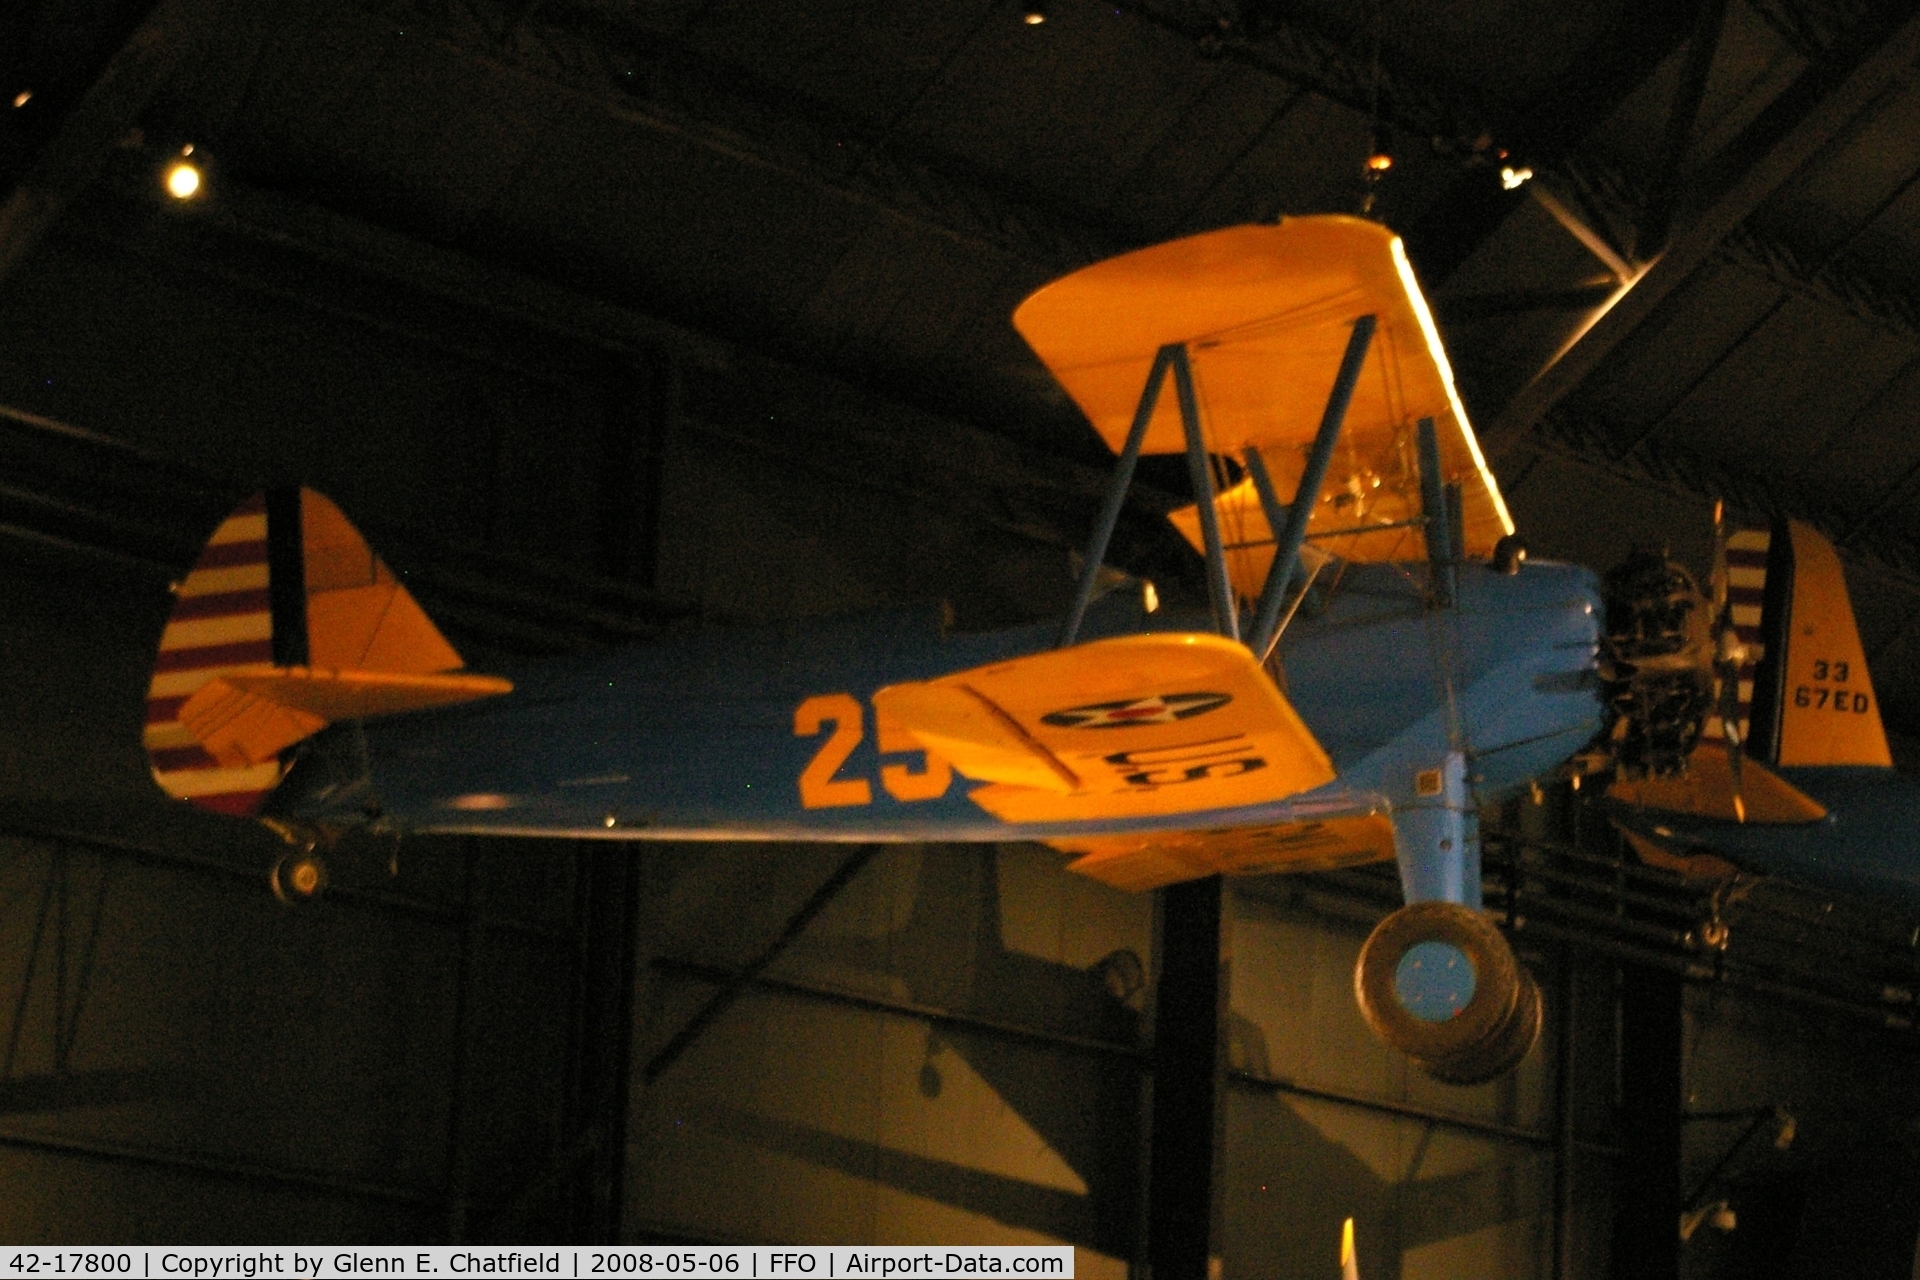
[1013,216,1512,585]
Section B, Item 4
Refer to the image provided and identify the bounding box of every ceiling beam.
[1636,0,1733,259]
[1719,222,1920,341]
[1483,3,1920,459]
[0,0,237,289]
[371,0,1708,333]
[364,0,1920,443]
[64,170,1183,558]
[379,0,1122,272]
[364,0,1920,512]
[1111,0,1501,148]
[1533,402,1920,592]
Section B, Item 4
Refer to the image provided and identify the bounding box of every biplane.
[143,216,1610,1083]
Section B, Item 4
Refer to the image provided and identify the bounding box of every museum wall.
[1679,979,1920,1278]
[625,841,1148,1278]
[1225,881,1558,1279]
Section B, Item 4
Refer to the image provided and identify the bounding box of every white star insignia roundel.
[1040,691,1231,729]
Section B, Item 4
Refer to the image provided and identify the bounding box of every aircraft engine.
[1596,549,1715,778]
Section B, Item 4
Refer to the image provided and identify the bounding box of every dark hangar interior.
[8,0,1920,1273]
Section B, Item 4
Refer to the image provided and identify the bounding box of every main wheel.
[1355,901,1521,1064]
[1421,966,1544,1085]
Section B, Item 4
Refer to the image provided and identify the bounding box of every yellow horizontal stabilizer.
[1050,813,1394,893]
[1014,216,1512,567]
[1608,742,1826,826]
[178,664,513,767]
[873,633,1334,825]
[178,682,326,770]
[1614,825,1741,882]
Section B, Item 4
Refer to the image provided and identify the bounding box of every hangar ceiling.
[10,0,1920,736]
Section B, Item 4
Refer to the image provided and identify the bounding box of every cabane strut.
[1058,314,1381,656]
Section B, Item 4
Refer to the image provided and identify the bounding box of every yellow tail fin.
[145,488,510,815]
[1749,521,1891,769]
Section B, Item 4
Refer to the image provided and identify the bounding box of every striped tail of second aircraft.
[1699,520,1889,769]
[1746,519,1892,770]
[1703,525,1770,749]
[1610,518,1888,836]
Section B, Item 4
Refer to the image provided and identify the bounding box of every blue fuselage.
[272,560,1606,843]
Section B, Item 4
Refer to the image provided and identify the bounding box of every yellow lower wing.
[872,633,1333,825]
[1050,814,1395,892]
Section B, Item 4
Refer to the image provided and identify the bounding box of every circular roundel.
[1355,901,1519,1063]
[1422,967,1545,1086]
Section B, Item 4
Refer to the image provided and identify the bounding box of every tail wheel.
[1421,966,1544,1085]
[1355,902,1521,1065]
[270,850,330,904]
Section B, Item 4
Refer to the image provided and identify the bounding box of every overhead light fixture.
[164,145,202,200]
[1023,1,1047,24]
[11,90,30,109]
[1501,165,1534,190]
[165,160,201,200]
[1365,124,1393,174]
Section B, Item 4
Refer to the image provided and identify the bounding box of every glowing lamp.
[165,160,201,200]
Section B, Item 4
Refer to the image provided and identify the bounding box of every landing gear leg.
[1358,754,1542,1083]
